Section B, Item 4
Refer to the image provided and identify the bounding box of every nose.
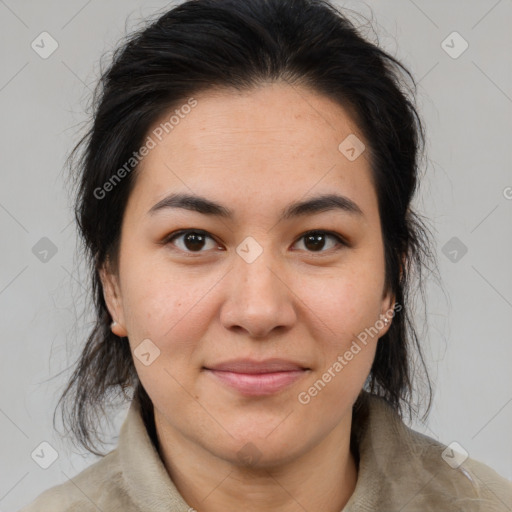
[219,249,297,339]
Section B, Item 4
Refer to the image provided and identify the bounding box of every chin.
[217,439,305,471]
[204,421,311,469]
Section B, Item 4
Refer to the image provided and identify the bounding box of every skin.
[101,81,395,512]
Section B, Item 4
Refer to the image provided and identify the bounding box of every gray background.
[1,0,511,510]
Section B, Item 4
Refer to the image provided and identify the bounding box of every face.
[101,82,394,468]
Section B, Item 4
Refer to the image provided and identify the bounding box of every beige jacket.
[19,391,512,511]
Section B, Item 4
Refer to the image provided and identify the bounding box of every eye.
[163,229,347,255]
[292,230,346,253]
[164,229,221,253]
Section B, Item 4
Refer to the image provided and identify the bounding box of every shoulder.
[406,426,512,510]
[17,448,136,512]
[462,454,512,510]
[359,393,512,510]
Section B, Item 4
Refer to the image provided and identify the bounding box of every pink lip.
[204,358,310,396]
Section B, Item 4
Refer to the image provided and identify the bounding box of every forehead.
[126,82,377,222]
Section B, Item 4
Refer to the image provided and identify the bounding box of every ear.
[378,283,397,338]
[99,263,128,338]
[378,252,406,336]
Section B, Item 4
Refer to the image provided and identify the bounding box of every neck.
[155,411,358,512]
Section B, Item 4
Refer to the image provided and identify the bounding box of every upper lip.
[204,358,309,374]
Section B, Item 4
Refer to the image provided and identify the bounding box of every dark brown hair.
[56,0,438,456]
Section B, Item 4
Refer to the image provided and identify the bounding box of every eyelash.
[162,229,348,256]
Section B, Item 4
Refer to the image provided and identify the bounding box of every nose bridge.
[220,237,295,337]
[234,238,284,305]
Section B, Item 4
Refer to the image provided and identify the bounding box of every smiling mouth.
[204,369,309,396]
[202,358,310,396]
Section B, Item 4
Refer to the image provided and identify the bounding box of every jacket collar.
[116,390,462,511]
[119,395,191,511]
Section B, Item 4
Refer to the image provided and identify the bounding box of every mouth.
[203,358,311,396]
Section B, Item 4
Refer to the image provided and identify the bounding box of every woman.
[19,0,512,510]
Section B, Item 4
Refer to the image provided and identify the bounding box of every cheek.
[120,261,221,357]
[120,251,185,325]
[295,268,384,397]
[121,268,215,406]
[296,275,381,411]
[301,267,384,338]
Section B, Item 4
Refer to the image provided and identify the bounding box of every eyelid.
[162,228,348,254]
[293,230,349,251]
[162,229,221,252]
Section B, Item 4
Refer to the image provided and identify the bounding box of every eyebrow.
[147,192,364,221]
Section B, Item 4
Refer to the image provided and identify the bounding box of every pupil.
[185,232,205,251]
[182,232,326,252]
[305,233,325,251]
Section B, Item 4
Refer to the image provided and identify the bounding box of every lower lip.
[205,369,307,396]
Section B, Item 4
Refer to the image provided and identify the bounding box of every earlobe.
[380,254,405,334]
[99,266,128,337]
[110,320,127,338]
[379,287,396,336]
[379,254,404,335]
